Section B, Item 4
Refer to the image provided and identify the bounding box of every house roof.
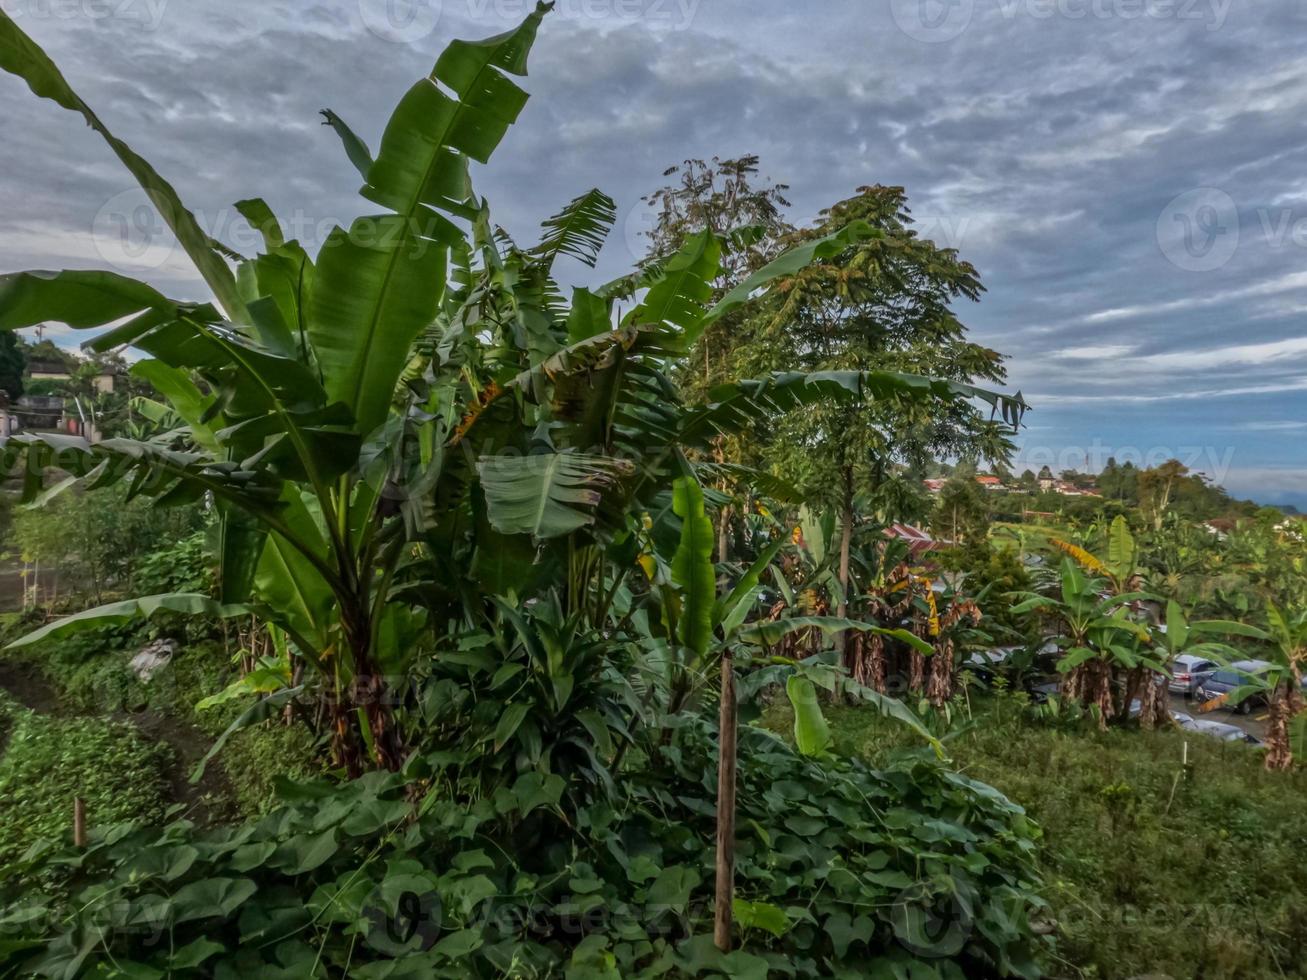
[884,522,951,555]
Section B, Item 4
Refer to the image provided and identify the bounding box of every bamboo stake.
[713,649,738,952]
[73,797,86,848]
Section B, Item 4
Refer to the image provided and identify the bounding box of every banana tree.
[1142,599,1245,729]
[0,4,562,774]
[1011,558,1160,729]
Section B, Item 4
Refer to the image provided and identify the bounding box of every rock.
[129,639,177,683]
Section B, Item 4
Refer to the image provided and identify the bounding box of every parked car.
[1194,660,1273,715]
[1171,711,1262,746]
[1169,654,1218,697]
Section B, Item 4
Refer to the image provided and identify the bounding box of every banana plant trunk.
[1264,679,1302,771]
[714,648,738,951]
[342,608,405,773]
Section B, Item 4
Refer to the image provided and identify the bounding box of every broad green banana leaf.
[477,451,635,539]
[671,476,715,658]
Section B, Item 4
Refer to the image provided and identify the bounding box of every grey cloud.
[2,0,1306,501]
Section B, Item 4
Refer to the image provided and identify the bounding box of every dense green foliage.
[0,6,1052,977]
[0,693,170,876]
[10,486,206,607]
[2,717,1046,979]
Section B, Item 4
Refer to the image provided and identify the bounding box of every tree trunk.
[344,610,405,773]
[713,649,738,952]
[1264,680,1299,771]
[835,465,854,663]
[1138,671,1170,730]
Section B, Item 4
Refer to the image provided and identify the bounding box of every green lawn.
[768,696,1307,979]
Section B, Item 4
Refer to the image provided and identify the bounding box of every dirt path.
[112,706,237,824]
[0,656,62,714]
[0,655,236,825]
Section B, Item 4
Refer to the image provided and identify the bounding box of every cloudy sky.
[3,0,1307,505]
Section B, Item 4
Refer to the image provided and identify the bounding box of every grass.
[767,694,1307,979]
[0,692,171,876]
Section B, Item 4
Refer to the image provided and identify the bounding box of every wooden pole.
[713,650,738,951]
[73,797,86,849]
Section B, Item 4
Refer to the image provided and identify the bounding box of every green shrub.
[0,716,1048,978]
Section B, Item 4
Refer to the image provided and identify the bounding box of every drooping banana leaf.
[786,675,832,757]
[682,370,1028,445]
[532,188,617,270]
[0,432,281,515]
[7,593,251,649]
[0,269,174,330]
[319,109,374,180]
[477,451,635,540]
[0,11,241,317]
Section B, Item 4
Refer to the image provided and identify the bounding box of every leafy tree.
[733,186,1022,647]
[639,155,795,557]
[1217,604,1307,770]
[1138,459,1189,530]
[931,471,989,545]
[0,331,23,401]
[1012,557,1159,729]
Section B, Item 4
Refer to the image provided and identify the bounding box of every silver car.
[1168,654,1217,697]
